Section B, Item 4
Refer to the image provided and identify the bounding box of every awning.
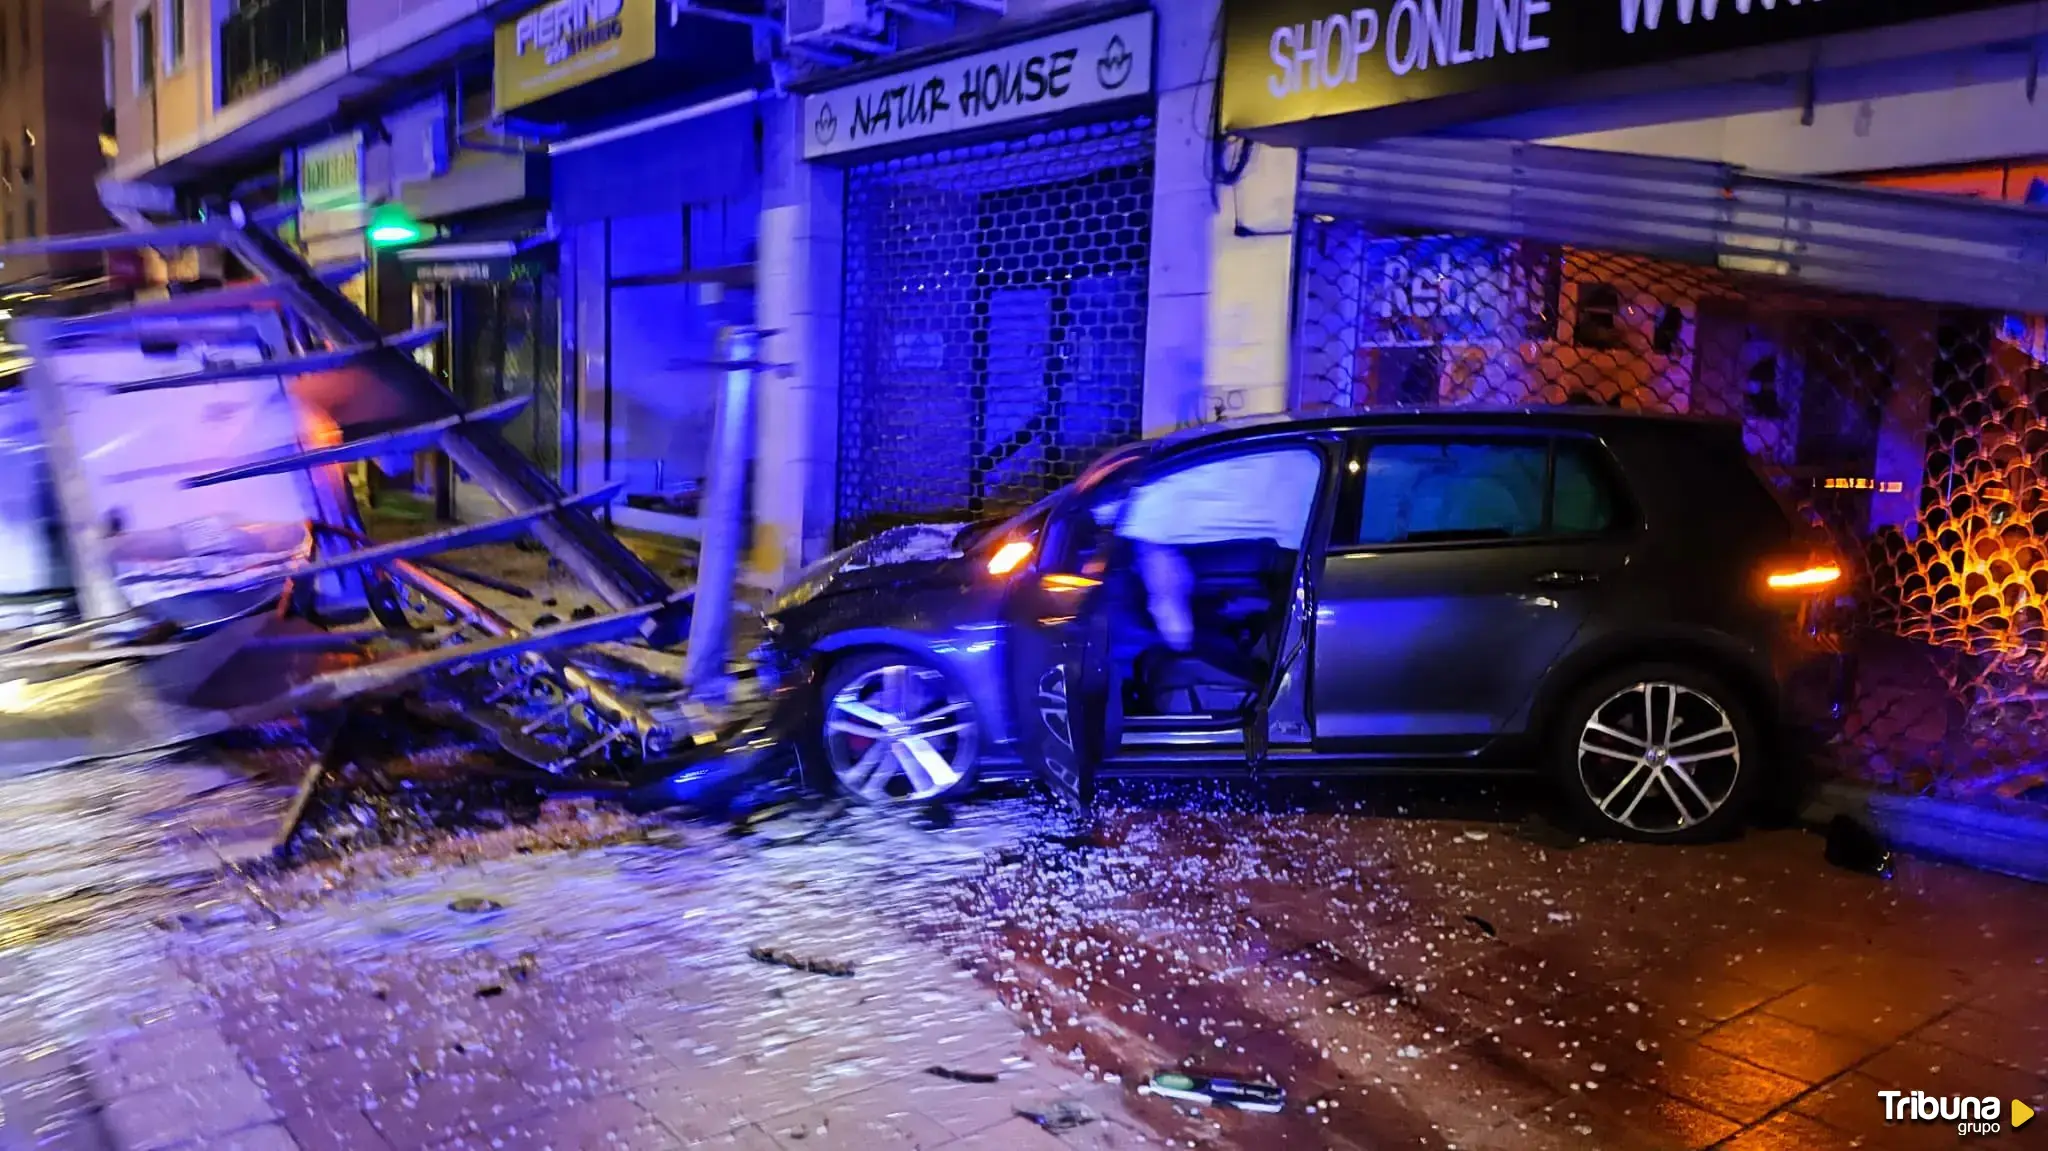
[391,233,555,284]
[1299,137,2048,318]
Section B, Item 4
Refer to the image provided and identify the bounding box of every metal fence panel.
[837,117,1155,546]
[1296,214,2048,803]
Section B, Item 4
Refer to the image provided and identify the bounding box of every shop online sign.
[1222,0,2025,132]
[495,0,659,113]
[803,12,1154,161]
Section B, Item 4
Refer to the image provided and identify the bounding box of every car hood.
[769,522,973,614]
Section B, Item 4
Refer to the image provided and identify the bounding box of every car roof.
[1150,406,1739,450]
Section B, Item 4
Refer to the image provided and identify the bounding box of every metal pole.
[684,325,758,694]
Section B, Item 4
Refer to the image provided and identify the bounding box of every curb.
[1802,782,2048,885]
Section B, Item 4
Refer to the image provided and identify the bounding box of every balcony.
[219,0,348,107]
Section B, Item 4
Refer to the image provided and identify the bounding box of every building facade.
[0,0,111,283]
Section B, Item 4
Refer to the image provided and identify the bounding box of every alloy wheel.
[823,663,977,802]
[1574,681,1743,835]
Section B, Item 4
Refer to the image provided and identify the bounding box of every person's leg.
[1137,542,1194,652]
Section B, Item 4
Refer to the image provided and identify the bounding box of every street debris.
[749,945,857,978]
[448,896,504,915]
[1462,913,1498,937]
[924,1065,1000,1084]
[1139,1071,1286,1113]
[1015,1099,1100,1132]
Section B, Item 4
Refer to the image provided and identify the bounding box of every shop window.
[608,211,684,280]
[1573,282,1625,350]
[20,130,31,181]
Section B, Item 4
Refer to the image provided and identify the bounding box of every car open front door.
[1002,565,1110,811]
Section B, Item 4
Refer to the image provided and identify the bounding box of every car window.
[1552,442,1620,535]
[1359,440,1547,544]
[1120,447,1324,550]
[1041,472,1136,576]
[1353,437,1622,545]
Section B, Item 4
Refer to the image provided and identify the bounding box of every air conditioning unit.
[786,0,882,47]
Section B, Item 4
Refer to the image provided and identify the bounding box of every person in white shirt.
[1114,448,1322,651]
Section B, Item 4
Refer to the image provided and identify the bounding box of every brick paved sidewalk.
[2,799,1158,1151]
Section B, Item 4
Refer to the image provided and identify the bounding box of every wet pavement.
[0,765,2043,1151]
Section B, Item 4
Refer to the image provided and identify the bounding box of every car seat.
[1122,538,1295,716]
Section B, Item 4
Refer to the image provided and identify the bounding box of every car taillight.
[987,539,1033,576]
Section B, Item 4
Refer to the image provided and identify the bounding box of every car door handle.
[1533,570,1600,587]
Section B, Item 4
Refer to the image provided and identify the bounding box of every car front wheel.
[815,651,980,805]
[1552,664,1761,844]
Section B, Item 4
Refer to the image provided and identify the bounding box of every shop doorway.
[836,118,1155,546]
[412,272,562,522]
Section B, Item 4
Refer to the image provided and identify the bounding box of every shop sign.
[1222,0,2021,133]
[495,0,660,113]
[299,133,363,211]
[803,11,1154,161]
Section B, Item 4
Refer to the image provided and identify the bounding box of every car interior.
[1080,447,1326,721]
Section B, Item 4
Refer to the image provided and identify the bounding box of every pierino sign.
[1221,0,2024,133]
[494,0,658,113]
[803,11,1154,161]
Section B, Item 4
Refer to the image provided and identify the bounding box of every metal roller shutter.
[837,117,1156,546]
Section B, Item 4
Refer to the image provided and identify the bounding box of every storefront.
[1217,0,2048,797]
[800,10,1159,544]
[493,0,762,541]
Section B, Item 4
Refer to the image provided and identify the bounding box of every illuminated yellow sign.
[493,0,658,113]
[1822,477,1905,494]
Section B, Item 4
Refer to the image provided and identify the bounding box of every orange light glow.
[1766,564,1842,591]
[987,540,1034,576]
[1040,573,1101,591]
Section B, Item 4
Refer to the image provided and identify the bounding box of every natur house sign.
[803,11,1155,161]
[1221,0,2024,133]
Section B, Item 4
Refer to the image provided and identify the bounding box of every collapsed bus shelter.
[0,204,775,819]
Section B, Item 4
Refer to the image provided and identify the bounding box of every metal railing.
[219,0,348,106]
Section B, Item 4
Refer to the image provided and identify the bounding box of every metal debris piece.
[1463,914,1498,937]
[1015,1100,1100,1132]
[748,946,856,978]
[448,896,504,915]
[925,1065,999,1084]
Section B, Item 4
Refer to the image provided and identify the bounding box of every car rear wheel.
[1551,664,1760,844]
[816,651,980,805]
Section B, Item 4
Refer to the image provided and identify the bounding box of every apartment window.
[3,209,13,243]
[23,198,34,238]
[19,130,31,181]
[134,7,155,90]
[163,0,185,72]
[104,28,116,106]
[1,11,10,74]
